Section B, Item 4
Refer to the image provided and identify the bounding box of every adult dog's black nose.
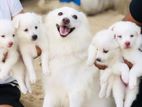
[62,18,70,25]
[96,58,101,62]
[32,35,38,41]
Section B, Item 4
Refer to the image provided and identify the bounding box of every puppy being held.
[13,12,49,83]
[110,21,142,107]
[87,29,129,107]
[0,20,31,94]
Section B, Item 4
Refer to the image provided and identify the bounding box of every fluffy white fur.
[87,29,129,107]
[43,7,114,107]
[0,20,31,94]
[110,21,142,107]
[13,13,49,84]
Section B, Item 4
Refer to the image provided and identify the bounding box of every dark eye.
[103,49,108,53]
[130,35,134,37]
[72,15,78,19]
[1,35,5,38]
[35,26,38,29]
[58,12,63,16]
[117,35,122,38]
[24,28,28,32]
[13,34,15,37]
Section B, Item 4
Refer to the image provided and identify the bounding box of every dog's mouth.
[56,24,75,37]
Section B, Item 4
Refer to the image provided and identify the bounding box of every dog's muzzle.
[56,18,75,37]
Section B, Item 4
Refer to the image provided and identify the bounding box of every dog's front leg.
[129,64,142,89]
[21,51,36,84]
[112,78,125,107]
[0,51,18,79]
[124,86,139,107]
[12,61,28,94]
[99,69,112,98]
[113,62,129,84]
[100,68,112,83]
[41,50,49,74]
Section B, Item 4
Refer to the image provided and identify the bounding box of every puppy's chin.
[56,24,75,38]
[123,45,132,49]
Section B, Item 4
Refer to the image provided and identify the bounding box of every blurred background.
[20,0,130,107]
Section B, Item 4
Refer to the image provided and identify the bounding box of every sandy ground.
[20,1,124,107]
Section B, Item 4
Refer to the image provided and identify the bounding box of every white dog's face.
[88,30,119,65]
[95,30,119,64]
[46,7,88,38]
[110,21,141,49]
[0,20,15,49]
[13,13,42,42]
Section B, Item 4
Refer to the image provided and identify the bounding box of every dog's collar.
[94,61,108,70]
[34,45,42,59]
[123,57,133,70]
[2,51,8,63]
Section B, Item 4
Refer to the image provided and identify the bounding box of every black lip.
[56,24,75,37]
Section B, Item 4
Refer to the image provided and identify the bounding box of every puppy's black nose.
[62,18,70,25]
[32,35,38,41]
[96,58,101,62]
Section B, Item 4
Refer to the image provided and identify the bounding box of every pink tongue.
[59,26,70,36]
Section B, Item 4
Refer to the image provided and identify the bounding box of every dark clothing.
[0,83,24,107]
[129,0,142,107]
[130,0,142,23]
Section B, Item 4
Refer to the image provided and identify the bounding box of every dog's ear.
[134,24,141,36]
[87,43,97,66]
[109,24,115,31]
[13,15,21,29]
[79,12,89,27]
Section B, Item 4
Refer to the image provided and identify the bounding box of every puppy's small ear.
[13,15,21,29]
[135,25,141,36]
[109,25,115,31]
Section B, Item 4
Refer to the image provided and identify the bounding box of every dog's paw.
[129,77,137,89]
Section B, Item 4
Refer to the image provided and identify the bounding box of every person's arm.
[123,0,142,26]
[123,11,142,26]
[7,0,23,19]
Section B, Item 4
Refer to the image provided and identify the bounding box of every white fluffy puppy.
[87,29,129,107]
[13,13,49,83]
[43,7,114,107]
[0,20,30,94]
[110,21,142,107]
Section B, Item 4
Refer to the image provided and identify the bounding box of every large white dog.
[13,13,49,84]
[87,29,129,107]
[0,20,30,94]
[110,21,142,107]
[43,7,114,107]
